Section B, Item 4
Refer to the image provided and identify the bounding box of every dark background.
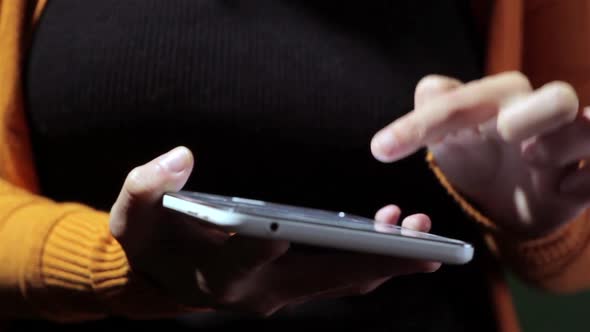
[508,272,590,331]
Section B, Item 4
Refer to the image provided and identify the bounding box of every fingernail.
[583,107,590,120]
[159,147,190,173]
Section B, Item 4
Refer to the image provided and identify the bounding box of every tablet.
[162,191,474,264]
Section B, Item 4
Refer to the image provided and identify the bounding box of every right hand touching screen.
[371,72,585,239]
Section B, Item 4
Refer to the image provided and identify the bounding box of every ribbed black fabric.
[23,0,498,331]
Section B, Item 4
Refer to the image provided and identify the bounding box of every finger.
[201,235,289,303]
[110,146,194,254]
[498,81,579,142]
[414,75,462,108]
[114,210,230,308]
[234,276,391,317]
[266,250,436,304]
[400,214,441,272]
[371,71,532,162]
[374,204,402,225]
[289,276,393,307]
[374,204,402,233]
[401,213,432,232]
[523,107,590,168]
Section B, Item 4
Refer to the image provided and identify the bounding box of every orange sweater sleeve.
[0,179,196,321]
[0,0,199,322]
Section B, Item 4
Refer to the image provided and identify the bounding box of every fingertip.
[546,81,579,120]
[271,240,291,258]
[415,75,462,99]
[370,132,397,163]
[158,146,194,174]
[422,261,442,273]
[401,214,432,232]
[178,145,195,166]
[374,205,402,224]
[121,147,195,206]
[371,134,417,164]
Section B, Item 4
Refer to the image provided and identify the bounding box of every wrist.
[426,151,573,240]
[38,208,206,321]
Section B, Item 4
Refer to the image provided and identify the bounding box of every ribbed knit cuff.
[426,151,590,280]
[425,151,499,232]
[37,206,199,321]
[491,210,590,282]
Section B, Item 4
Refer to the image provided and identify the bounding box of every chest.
[25,0,482,212]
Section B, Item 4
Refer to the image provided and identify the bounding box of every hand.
[109,146,441,316]
[370,72,587,238]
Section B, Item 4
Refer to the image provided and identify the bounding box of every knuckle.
[416,74,445,90]
[126,166,144,184]
[401,118,426,144]
[124,166,149,197]
[503,71,532,93]
[416,75,459,97]
[444,106,467,122]
[440,105,479,132]
[545,81,579,119]
[124,163,166,201]
[496,123,516,142]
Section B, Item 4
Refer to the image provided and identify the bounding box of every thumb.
[110,146,194,254]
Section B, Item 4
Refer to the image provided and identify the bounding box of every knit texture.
[1,1,589,331]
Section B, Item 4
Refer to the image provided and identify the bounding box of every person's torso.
[23,1,497,331]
